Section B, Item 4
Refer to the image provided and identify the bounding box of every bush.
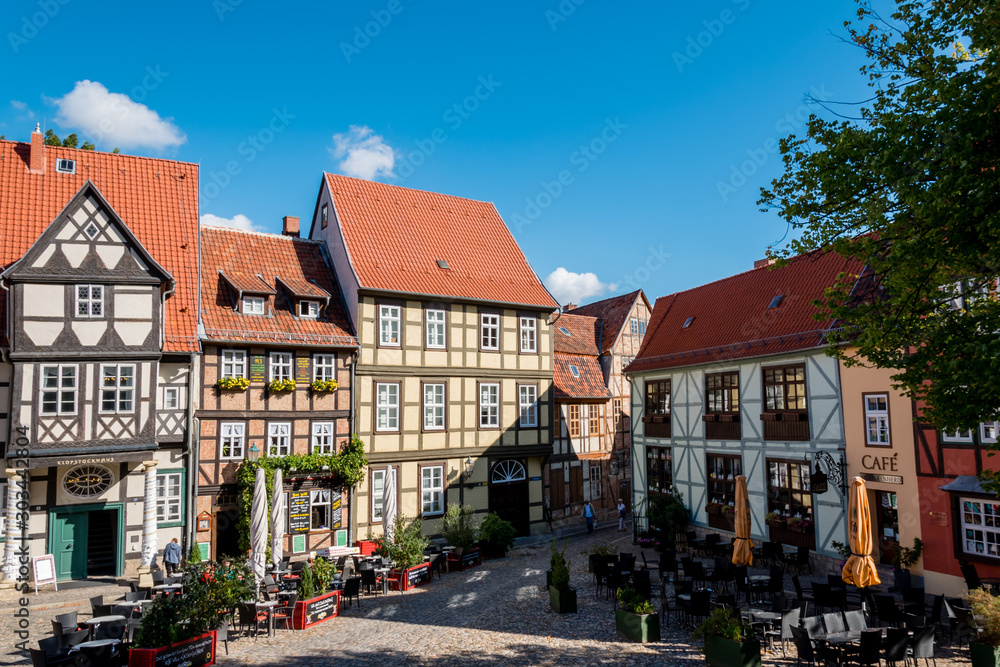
[691,607,751,643]
[297,563,316,600]
[479,513,516,551]
[580,539,618,558]
[892,538,924,570]
[373,514,429,569]
[647,492,688,547]
[187,544,202,566]
[312,557,336,592]
[617,586,655,615]
[441,503,479,551]
[550,542,571,591]
[969,588,1000,647]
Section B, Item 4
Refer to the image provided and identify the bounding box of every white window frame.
[40,364,77,416]
[313,354,336,382]
[371,468,386,523]
[518,384,538,427]
[942,429,974,443]
[480,312,500,351]
[864,394,890,445]
[961,497,1000,559]
[421,465,444,516]
[163,387,179,410]
[221,350,246,379]
[379,305,401,346]
[242,296,265,315]
[75,284,104,318]
[310,489,331,530]
[982,422,999,445]
[312,422,334,454]
[220,422,245,459]
[423,383,446,430]
[519,316,537,353]
[101,364,135,413]
[267,422,291,456]
[631,318,639,334]
[590,464,602,498]
[479,382,500,428]
[270,352,293,382]
[298,300,320,318]
[156,472,183,524]
[376,383,399,432]
[425,309,447,349]
[56,158,76,174]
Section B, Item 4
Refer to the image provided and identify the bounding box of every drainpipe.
[186,352,198,551]
[348,348,358,546]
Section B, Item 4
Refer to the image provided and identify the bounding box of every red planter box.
[129,631,216,667]
[391,562,432,591]
[355,540,378,556]
[292,590,340,629]
[447,547,482,571]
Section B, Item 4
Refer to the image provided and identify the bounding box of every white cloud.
[200,214,262,232]
[51,80,185,151]
[10,100,34,121]
[330,125,395,180]
[544,267,612,305]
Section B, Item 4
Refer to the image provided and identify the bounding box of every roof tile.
[554,354,612,400]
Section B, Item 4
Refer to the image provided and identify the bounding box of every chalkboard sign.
[405,562,431,590]
[249,355,266,383]
[461,548,481,569]
[288,491,310,534]
[331,497,342,530]
[335,529,347,547]
[293,590,340,629]
[295,356,311,384]
[32,554,57,594]
[129,630,216,667]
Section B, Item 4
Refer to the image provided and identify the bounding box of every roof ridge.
[325,172,495,209]
[200,225,323,244]
[1,139,200,167]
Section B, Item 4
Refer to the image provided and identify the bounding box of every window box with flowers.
[268,378,296,393]
[787,517,811,533]
[311,379,338,393]
[705,503,723,516]
[217,377,250,391]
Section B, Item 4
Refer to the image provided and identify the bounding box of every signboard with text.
[249,355,266,383]
[288,491,310,534]
[295,356,311,384]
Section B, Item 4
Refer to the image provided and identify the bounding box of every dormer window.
[56,159,76,174]
[242,296,265,315]
[299,300,320,318]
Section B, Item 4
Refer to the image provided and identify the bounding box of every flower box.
[760,412,780,421]
[355,539,378,556]
[129,631,216,667]
[615,609,660,643]
[291,590,340,630]
[447,547,481,571]
[704,636,762,667]
[705,504,721,515]
[651,414,669,424]
[391,562,431,591]
[702,414,719,422]
[549,586,577,614]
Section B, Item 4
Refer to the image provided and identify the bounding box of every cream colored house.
[309,174,558,538]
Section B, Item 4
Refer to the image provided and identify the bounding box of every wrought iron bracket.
[814,451,847,496]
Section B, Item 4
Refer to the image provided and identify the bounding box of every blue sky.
[0,0,879,306]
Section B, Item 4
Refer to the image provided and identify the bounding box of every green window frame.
[156,468,186,528]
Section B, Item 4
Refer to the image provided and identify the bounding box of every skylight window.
[558,327,571,336]
[682,317,695,329]
[436,259,450,269]
[570,365,580,378]
[768,295,784,309]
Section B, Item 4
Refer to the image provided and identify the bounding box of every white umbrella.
[382,466,396,542]
[270,469,285,570]
[250,467,268,587]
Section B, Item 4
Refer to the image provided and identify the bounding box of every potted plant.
[891,537,924,591]
[787,517,805,532]
[648,491,688,550]
[692,607,761,667]
[375,514,431,591]
[311,379,338,393]
[478,512,516,559]
[721,505,734,516]
[268,378,296,393]
[969,588,1000,667]
[441,502,480,566]
[549,542,577,614]
[615,586,659,642]
[291,560,342,630]
[705,502,722,515]
[217,376,250,391]
[580,539,618,572]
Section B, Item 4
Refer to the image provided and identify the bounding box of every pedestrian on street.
[163,537,182,576]
[582,500,595,534]
[617,499,627,532]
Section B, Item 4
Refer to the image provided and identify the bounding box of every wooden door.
[489,460,530,536]
[52,511,88,580]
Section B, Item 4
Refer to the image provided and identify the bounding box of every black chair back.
[905,612,925,629]
[904,586,926,616]
[29,648,48,667]
[690,589,712,618]
[874,594,903,626]
[61,629,89,649]
[911,624,935,659]
[961,562,982,590]
[124,591,146,602]
[822,612,845,634]
[54,611,78,629]
[790,626,815,662]
[844,609,867,631]
[618,553,636,572]
[801,615,824,640]
[37,636,63,658]
[361,568,378,593]
[779,606,801,641]
[928,593,944,626]
[884,627,909,662]
[858,628,882,665]
[88,595,104,610]
[343,576,362,607]
[632,570,652,601]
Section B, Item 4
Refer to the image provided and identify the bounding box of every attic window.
[436,259,450,270]
[768,295,785,309]
[56,159,76,174]
[682,317,695,329]
[84,222,99,239]
[299,300,320,318]
[570,365,580,378]
[242,296,265,315]
[558,327,571,336]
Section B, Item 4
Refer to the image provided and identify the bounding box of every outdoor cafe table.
[69,638,122,654]
[152,583,183,595]
[81,615,127,640]
[113,600,151,617]
[258,600,280,636]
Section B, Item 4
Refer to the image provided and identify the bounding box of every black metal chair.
[272,593,297,630]
[844,609,867,631]
[343,576,362,608]
[618,552,636,573]
[925,593,944,632]
[857,628,882,667]
[764,605,801,657]
[687,589,713,628]
[884,626,910,667]
[909,624,936,667]
[875,594,905,627]
[790,575,814,613]
[593,559,610,599]
[360,568,379,596]
[790,626,822,667]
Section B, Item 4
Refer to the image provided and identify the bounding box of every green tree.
[43,129,61,146]
[759,0,999,434]
[80,142,95,151]
[61,133,78,148]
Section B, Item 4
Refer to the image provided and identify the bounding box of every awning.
[939,475,990,494]
[18,450,156,469]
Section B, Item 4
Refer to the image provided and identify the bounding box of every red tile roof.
[553,313,601,355]
[628,251,864,373]
[275,275,330,299]
[554,354,612,400]
[0,139,200,351]
[322,173,558,309]
[219,271,276,295]
[201,226,356,347]
[571,290,648,354]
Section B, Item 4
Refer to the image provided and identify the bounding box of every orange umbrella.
[842,476,881,588]
[732,475,754,566]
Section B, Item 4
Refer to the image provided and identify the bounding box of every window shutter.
[551,471,566,509]
[570,466,584,504]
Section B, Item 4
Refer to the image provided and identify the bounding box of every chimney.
[753,258,776,270]
[282,216,300,237]
[29,123,44,174]
[564,302,576,311]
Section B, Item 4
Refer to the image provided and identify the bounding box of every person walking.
[617,499,627,532]
[582,500,595,534]
[163,537,182,576]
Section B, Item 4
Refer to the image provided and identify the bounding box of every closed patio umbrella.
[250,467,268,587]
[842,476,881,588]
[271,469,285,570]
[382,465,396,543]
[732,475,754,566]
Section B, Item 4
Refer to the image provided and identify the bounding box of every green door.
[52,512,88,580]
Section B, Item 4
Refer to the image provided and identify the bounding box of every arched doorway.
[488,459,529,536]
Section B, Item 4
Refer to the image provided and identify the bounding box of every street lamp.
[248,443,261,460]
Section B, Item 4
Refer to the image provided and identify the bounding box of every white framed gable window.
[519,316,537,353]
[75,284,104,318]
[312,422,334,454]
[163,387,179,410]
[221,350,246,378]
[379,304,400,346]
[313,354,336,382]
[156,471,183,524]
[423,383,446,430]
[371,468,386,522]
[242,296,265,315]
[961,497,1000,559]
[270,352,292,382]
[426,309,446,349]
[101,364,135,413]
[40,364,77,415]
[480,313,500,350]
[421,465,444,516]
[267,422,291,456]
[864,394,890,445]
[631,318,639,334]
[518,384,538,427]
[376,383,399,432]
[479,383,500,428]
[299,300,320,318]
[220,422,245,459]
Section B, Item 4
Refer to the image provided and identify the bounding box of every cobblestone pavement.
[0,527,977,665]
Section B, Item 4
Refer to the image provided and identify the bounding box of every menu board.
[288,491,310,534]
[295,356,311,384]
[331,497,342,530]
[249,355,266,383]
[297,591,340,628]
[406,562,431,589]
[461,548,481,569]
[334,529,347,547]
[32,554,57,594]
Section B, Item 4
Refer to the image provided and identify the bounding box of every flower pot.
[971,642,1000,667]
[291,591,341,629]
[355,540,378,556]
[129,631,217,667]
[704,635,762,667]
[893,568,912,592]
[615,608,660,643]
[546,569,553,589]
[549,586,577,614]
